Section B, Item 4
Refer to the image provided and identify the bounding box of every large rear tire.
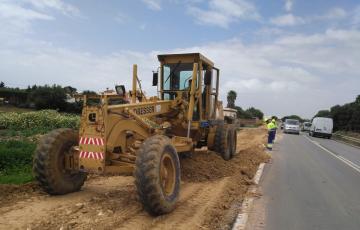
[135,135,180,216]
[214,126,234,160]
[229,127,238,157]
[33,128,86,195]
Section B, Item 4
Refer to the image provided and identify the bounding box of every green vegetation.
[226,90,264,119]
[281,115,305,122]
[0,110,79,132]
[314,95,360,132]
[235,106,264,119]
[0,84,83,113]
[0,140,36,184]
[227,90,237,108]
[0,110,80,184]
[313,110,331,118]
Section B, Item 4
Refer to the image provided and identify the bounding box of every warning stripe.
[79,151,104,160]
[79,137,104,146]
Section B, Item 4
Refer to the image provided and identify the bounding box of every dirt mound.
[181,128,269,182]
[0,127,270,230]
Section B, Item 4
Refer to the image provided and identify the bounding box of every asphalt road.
[253,132,360,230]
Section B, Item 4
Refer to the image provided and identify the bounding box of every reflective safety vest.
[267,122,276,130]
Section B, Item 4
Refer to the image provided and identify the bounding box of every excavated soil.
[0,128,270,230]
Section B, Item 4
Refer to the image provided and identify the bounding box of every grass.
[0,128,49,138]
[0,110,80,184]
[0,140,36,184]
[0,167,33,184]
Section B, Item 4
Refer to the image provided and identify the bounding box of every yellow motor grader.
[33,53,237,215]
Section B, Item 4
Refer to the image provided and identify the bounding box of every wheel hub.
[160,153,176,196]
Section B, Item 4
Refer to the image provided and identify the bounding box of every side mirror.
[152,72,158,86]
[204,71,212,85]
[115,85,126,96]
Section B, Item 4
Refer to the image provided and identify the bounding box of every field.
[0,109,80,184]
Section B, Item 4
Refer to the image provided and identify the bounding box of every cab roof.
[157,53,214,67]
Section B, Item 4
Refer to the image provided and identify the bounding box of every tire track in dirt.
[117,179,229,230]
[0,177,134,229]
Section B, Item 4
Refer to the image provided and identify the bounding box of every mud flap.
[79,136,106,173]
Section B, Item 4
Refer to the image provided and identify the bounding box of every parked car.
[284,119,300,135]
[309,117,333,139]
[302,122,312,132]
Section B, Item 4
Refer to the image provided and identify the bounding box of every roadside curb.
[232,162,266,230]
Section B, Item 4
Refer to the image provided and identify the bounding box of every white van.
[302,122,312,132]
[309,117,333,139]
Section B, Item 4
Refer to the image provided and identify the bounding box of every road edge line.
[332,138,360,150]
[304,135,360,174]
[232,162,266,230]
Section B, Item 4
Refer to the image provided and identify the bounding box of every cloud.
[270,13,305,26]
[284,0,293,12]
[0,1,54,35]
[271,7,348,27]
[187,0,260,28]
[1,0,360,118]
[114,12,130,24]
[352,5,360,26]
[142,0,162,11]
[23,0,80,17]
[0,0,81,35]
[0,2,53,21]
[4,27,360,117]
[323,7,347,20]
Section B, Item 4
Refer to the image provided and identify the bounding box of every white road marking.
[304,135,360,174]
[232,163,266,230]
[253,163,265,185]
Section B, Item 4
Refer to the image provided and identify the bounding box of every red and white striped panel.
[79,151,104,160]
[79,137,104,146]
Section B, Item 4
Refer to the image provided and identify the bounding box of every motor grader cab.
[33,53,237,216]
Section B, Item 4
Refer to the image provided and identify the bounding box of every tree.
[82,90,97,95]
[234,106,252,119]
[281,115,303,122]
[227,90,237,108]
[314,110,331,118]
[29,85,67,110]
[0,82,4,88]
[64,86,77,96]
[355,95,360,105]
[246,107,264,119]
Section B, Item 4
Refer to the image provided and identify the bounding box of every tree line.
[0,82,85,113]
[313,95,360,132]
[226,90,264,119]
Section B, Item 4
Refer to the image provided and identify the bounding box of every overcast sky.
[1,0,360,118]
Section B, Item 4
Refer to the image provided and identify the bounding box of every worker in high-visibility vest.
[272,118,277,142]
[266,119,277,150]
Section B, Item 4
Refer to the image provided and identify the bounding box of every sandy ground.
[0,128,270,230]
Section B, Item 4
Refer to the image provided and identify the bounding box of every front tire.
[135,135,180,216]
[33,128,87,195]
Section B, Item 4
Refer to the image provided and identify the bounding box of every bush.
[0,110,80,131]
